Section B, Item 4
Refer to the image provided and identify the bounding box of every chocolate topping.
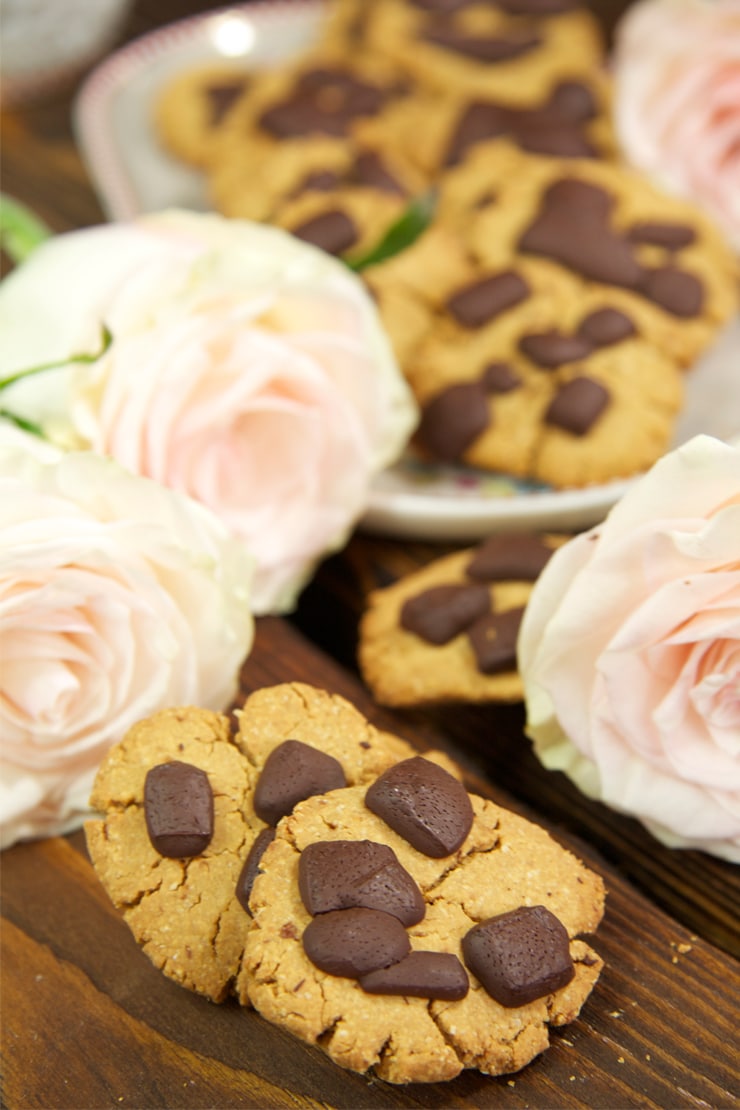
[236,827,276,915]
[365,756,474,857]
[291,169,343,198]
[467,606,525,674]
[447,271,530,328]
[302,906,411,977]
[353,150,406,194]
[498,0,580,12]
[423,27,542,62]
[547,80,598,122]
[467,534,553,581]
[144,761,213,858]
[205,80,247,126]
[577,306,636,347]
[417,382,490,461]
[290,210,358,256]
[360,951,470,999]
[445,101,508,165]
[401,583,491,644]
[627,221,696,250]
[253,739,346,826]
[545,376,610,435]
[515,123,595,159]
[462,904,575,1007]
[259,68,389,139]
[639,266,704,317]
[482,361,522,393]
[519,329,593,367]
[299,840,425,925]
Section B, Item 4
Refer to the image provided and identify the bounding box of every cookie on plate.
[359,533,564,706]
[153,62,253,167]
[241,756,605,1083]
[85,682,423,1002]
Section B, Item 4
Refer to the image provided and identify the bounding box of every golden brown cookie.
[359,533,565,706]
[242,762,605,1083]
[153,62,253,167]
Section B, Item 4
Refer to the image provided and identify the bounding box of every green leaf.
[347,189,437,273]
[0,195,53,266]
[0,324,113,392]
[0,409,46,438]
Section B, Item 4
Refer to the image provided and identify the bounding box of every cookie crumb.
[617,1056,625,1064]
[677,943,692,954]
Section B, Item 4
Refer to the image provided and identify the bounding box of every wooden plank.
[2,618,737,1109]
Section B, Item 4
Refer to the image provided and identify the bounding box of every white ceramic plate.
[73,3,740,542]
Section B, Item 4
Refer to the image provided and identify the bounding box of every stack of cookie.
[86,681,606,1084]
[154,0,738,490]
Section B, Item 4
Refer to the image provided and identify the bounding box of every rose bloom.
[518,435,740,861]
[612,0,740,249]
[0,210,417,613]
[0,429,254,849]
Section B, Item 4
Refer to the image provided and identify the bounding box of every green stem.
[0,324,113,392]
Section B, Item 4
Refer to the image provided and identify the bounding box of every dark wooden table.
[2,3,739,1108]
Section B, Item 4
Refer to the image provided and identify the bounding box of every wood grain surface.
[1,2,738,1107]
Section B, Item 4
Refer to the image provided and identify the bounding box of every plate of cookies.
[74,0,740,542]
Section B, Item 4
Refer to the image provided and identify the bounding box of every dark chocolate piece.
[498,0,579,12]
[482,361,521,393]
[360,951,469,999]
[547,80,597,122]
[447,271,530,328]
[545,375,610,435]
[205,80,247,126]
[627,221,696,250]
[353,150,406,194]
[365,756,474,857]
[467,534,553,581]
[235,827,276,915]
[515,123,595,159]
[401,583,490,645]
[467,606,525,674]
[253,739,346,826]
[639,266,704,318]
[423,28,542,63]
[577,307,636,347]
[290,169,343,198]
[417,381,490,461]
[519,329,593,367]
[290,210,358,256]
[299,840,425,925]
[144,760,213,859]
[260,69,389,139]
[302,907,411,977]
[462,904,575,1007]
[445,100,508,165]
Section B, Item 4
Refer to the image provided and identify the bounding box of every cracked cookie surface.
[241,778,605,1083]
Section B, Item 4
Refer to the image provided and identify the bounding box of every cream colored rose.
[613,0,740,248]
[0,429,254,849]
[0,210,417,613]
[519,435,740,861]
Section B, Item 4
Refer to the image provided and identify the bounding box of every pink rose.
[612,0,740,248]
[518,435,740,861]
[0,429,254,849]
[0,210,417,613]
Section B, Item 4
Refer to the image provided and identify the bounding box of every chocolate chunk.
[520,179,644,288]
[515,122,596,159]
[627,221,696,250]
[424,28,542,63]
[547,80,597,122]
[360,951,469,1000]
[235,827,276,915]
[482,361,521,393]
[639,266,704,318]
[365,756,474,857]
[205,80,247,126]
[290,210,358,256]
[260,69,388,139]
[299,840,425,925]
[302,907,411,977]
[259,99,349,139]
[467,534,553,581]
[401,583,490,644]
[144,761,213,858]
[462,904,575,1007]
[519,329,593,368]
[445,100,509,165]
[467,606,525,674]
[447,271,530,328]
[417,381,490,461]
[353,150,405,194]
[253,739,346,826]
[498,0,579,12]
[290,169,343,198]
[577,307,636,347]
[545,376,610,435]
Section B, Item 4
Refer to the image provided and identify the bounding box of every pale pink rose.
[518,435,740,861]
[0,429,254,849]
[0,210,417,613]
[612,0,740,248]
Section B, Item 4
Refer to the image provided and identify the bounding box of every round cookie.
[241,762,605,1084]
[153,62,253,167]
[85,683,424,1003]
[359,533,566,706]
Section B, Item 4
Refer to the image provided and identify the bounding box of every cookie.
[153,62,253,167]
[241,757,605,1083]
[85,683,423,1002]
[359,533,564,706]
